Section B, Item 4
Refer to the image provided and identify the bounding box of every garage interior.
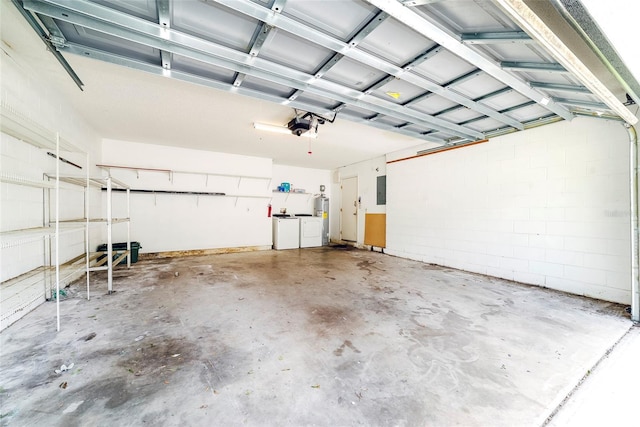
[1,0,639,425]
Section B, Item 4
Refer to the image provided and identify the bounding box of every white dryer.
[297,215,323,248]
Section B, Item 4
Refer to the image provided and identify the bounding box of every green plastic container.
[97,242,141,264]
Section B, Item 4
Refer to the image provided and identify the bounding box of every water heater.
[314,196,330,246]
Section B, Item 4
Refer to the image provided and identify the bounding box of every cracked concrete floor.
[0,247,632,426]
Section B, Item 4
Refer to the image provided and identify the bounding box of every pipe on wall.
[628,123,639,322]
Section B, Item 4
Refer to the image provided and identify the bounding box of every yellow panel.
[364,213,386,248]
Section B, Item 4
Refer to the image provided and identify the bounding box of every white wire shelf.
[44,175,130,189]
[96,163,271,181]
[0,172,56,189]
[56,218,131,224]
[0,100,84,153]
[0,224,85,249]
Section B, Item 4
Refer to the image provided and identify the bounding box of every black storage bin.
[97,242,141,264]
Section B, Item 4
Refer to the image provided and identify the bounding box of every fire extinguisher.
[267,203,272,217]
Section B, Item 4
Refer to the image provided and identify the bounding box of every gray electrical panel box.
[377,175,386,205]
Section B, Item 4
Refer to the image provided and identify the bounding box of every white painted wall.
[1,37,102,283]
[332,157,387,245]
[271,164,331,215]
[386,117,632,304]
[102,139,274,253]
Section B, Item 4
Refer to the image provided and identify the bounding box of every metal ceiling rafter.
[364,76,396,95]
[403,45,443,72]
[493,0,638,125]
[61,41,446,144]
[423,87,520,135]
[401,0,445,5]
[156,0,171,70]
[403,68,484,107]
[435,86,514,117]
[552,97,609,111]
[233,0,284,88]
[248,24,273,57]
[501,61,567,73]
[364,0,574,121]
[427,95,561,139]
[36,14,66,47]
[285,10,389,106]
[211,0,524,130]
[347,10,390,47]
[233,23,270,87]
[485,114,563,139]
[529,81,591,94]
[439,100,539,135]
[23,0,479,139]
[156,0,170,27]
[461,31,532,44]
[10,0,83,90]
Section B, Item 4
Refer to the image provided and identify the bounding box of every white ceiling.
[63,54,433,169]
[1,1,431,170]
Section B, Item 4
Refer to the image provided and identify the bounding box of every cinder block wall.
[1,42,102,283]
[386,118,632,304]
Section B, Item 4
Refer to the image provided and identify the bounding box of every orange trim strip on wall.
[386,139,489,164]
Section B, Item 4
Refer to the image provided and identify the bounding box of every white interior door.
[341,177,358,241]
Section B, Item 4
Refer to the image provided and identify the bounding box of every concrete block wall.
[386,118,632,304]
[1,134,91,282]
[1,29,102,283]
[102,139,276,253]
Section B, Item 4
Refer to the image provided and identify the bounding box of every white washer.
[298,216,323,248]
[272,217,300,250]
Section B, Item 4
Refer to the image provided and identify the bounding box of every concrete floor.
[0,247,633,426]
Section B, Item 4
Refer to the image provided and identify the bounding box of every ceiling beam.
[363,0,574,121]
[308,10,388,81]
[461,31,532,44]
[10,0,83,90]
[422,87,519,135]
[493,0,637,125]
[284,11,387,104]
[211,0,525,130]
[156,0,171,71]
[233,23,273,87]
[156,0,170,28]
[24,0,482,139]
[552,97,609,110]
[401,0,445,5]
[529,81,591,94]
[35,14,66,47]
[347,10,389,47]
[501,61,567,73]
[402,69,483,107]
[233,0,283,88]
[402,45,443,72]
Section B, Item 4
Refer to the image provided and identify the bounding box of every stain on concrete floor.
[0,248,632,426]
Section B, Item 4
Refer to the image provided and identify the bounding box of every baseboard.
[140,245,272,259]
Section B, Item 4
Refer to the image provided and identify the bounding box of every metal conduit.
[628,123,639,322]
